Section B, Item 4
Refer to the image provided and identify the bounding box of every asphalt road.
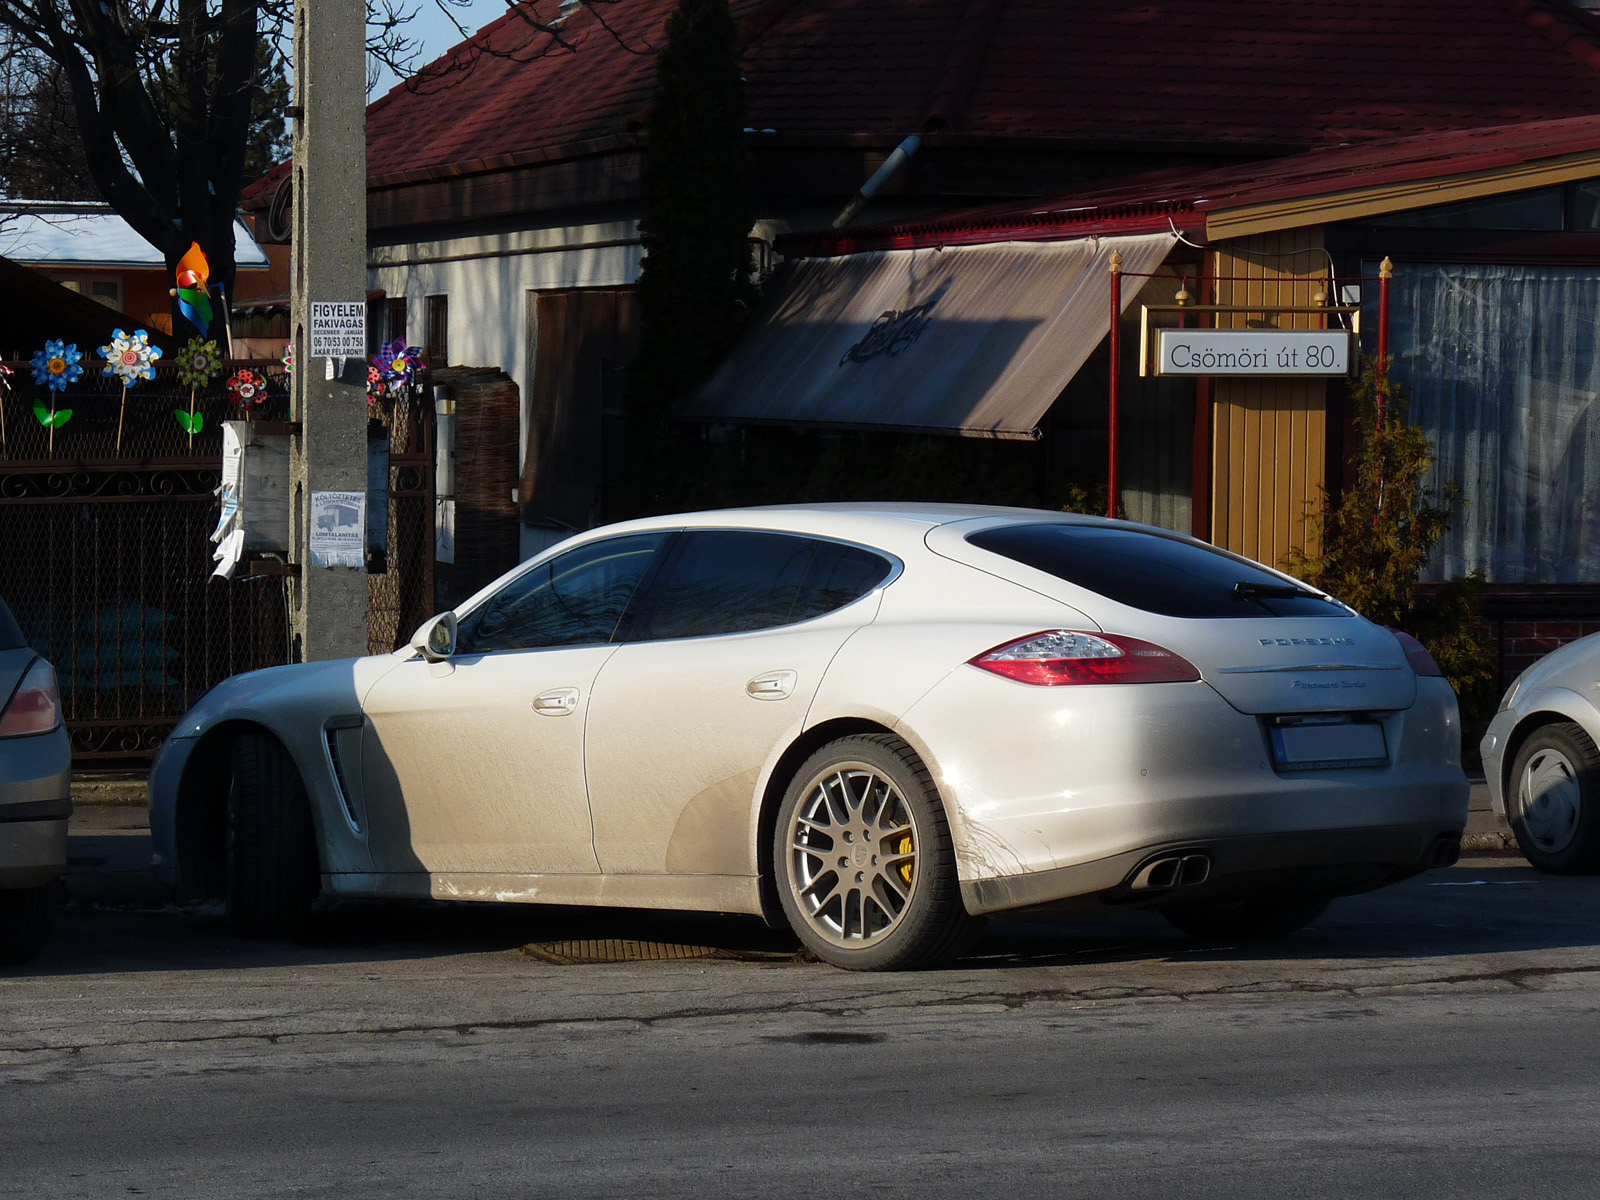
[5,846,1600,1199]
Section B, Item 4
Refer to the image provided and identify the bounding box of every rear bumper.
[0,725,71,889]
[961,822,1462,915]
[899,669,1468,913]
[0,813,69,889]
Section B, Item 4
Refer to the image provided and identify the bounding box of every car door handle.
[532,687,580,716]
[746,670,797,701]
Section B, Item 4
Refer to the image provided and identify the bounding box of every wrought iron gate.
[0,359,434,764]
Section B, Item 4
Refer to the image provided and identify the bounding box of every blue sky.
[370,0,505,95]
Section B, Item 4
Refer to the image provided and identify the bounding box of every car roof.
[590,502,1121,545]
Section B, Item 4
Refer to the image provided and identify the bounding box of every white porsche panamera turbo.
[148,504,1469,970]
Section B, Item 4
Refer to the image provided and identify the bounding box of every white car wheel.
[0,881,60,965]
[226,732,320,936]
[1509,722,1600,874]
[774,734,979,971]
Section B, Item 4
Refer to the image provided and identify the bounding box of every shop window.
[386,296,407,345]
[1365,188,1564,231]
[53,276,122,309]
[426,294,448,367]
[1379,262,1600,583]
[1572,181,1600,231]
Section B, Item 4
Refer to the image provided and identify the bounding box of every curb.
[1461,830,1521,855]
[71,772,148,807]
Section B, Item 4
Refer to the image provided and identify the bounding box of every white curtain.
[1388,263,1600,583]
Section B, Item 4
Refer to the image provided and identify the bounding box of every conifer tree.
[631,0,753,415]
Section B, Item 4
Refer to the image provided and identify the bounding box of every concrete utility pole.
[287,0,370,662]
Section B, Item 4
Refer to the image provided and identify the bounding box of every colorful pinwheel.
[174,337,220,441]
[227,368,267,410]
[100,328,162,385]
[373,338,425,395]
[366,364,385,407]
[99,328,162,451]
[0,361,10,450]
[176,338,221,388]
[31,340,83,392]
[174,242,212,338]
[282,341,293,376]
[28,340,82,452]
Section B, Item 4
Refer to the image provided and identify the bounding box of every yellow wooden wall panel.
[1208,229,1329,570]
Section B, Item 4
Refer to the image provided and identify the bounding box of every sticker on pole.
[309,490,366,569]
[309,302,367,359]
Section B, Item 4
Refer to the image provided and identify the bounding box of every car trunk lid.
[928,516,1416,714]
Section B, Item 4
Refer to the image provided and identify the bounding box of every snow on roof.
[0,203,269,269]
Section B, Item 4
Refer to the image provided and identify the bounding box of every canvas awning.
[680,232,1176,439]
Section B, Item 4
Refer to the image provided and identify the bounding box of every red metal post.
[1376,255,1392,428]
[1107,250,1122,520]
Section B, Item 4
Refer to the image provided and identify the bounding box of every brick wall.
[1496,619,1600,683]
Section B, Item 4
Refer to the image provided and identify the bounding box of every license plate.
[1269,721,1387,771]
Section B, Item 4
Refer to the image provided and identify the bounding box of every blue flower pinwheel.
[31,340,83,392]
[100,329,162,386]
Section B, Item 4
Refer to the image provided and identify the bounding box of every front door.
[359,531,667,877]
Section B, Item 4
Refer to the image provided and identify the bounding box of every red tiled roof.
[794,113,1600,252]
[242,0,1600,205]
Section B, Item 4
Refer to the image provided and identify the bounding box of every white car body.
[149,504,1468,956]
[1480,630,1600,869]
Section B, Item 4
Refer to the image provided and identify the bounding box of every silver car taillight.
[971,631,1200,686]
[0,658,62,737]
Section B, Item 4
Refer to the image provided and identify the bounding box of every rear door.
[584,531,892,877]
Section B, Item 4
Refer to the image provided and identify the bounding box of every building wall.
[1210,228,1333,571]
[368,216,644,475]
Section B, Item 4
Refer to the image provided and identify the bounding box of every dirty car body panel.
[149,504,1469,961]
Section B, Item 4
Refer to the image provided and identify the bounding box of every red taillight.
[1390,628,1443,678]
[970,631,1200,686]
[0,659,62,737]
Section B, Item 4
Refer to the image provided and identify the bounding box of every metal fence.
[0,358,433,764]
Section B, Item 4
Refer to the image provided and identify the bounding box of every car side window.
[632,531,817,640]
[631,532,892,641]
[454,533,666,654]
[789,541,893,623]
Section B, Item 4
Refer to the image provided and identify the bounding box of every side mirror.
[412,612,458,662]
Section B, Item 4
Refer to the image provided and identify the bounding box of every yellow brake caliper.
[898,835,914,887]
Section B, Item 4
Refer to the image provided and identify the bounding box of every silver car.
[0,595,70,965]
[1481,631,1600,873]
[149,505,1468,969]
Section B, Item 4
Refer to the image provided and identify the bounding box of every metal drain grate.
[520,939,804,965]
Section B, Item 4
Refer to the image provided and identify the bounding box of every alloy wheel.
[786,764,919,949]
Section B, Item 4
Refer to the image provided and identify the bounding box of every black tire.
[1161,894,1330,942]
[0,881,60,965]
[1507,721,1600,874]
[773,734,981,970]
[226,732,320,937]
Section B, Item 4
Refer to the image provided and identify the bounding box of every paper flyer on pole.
[309,490,366,569]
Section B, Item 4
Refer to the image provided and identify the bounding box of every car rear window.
[0,598,25,650]
[966,523,1349,619]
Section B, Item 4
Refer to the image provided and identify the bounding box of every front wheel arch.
[173,720,276,900]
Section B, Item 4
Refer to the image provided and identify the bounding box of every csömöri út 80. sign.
[1155,330,1351,376]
